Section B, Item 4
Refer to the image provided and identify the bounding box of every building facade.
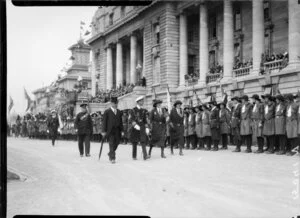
[87,0,300,110]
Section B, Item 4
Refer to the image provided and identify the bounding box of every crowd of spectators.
[233,58,253,70]
[260,51,289,75]
[208,63,223,75]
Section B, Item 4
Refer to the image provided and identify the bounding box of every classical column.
[252,0,264,72]
[130,34,137,84]
[288,0,300,66]
[106,46,113,90]
[116,41,123,87]
[223,0,234,80]
[90,50,96,96]
[179,12,188,87]
[199,3,208,85]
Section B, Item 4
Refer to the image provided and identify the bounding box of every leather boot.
[233,146,241,152]
[161,148,166,158]
[179,147,183,156]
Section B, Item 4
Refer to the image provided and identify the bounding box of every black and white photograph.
[4,0,300,217]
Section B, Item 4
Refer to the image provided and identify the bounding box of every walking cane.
[98,134,107,160]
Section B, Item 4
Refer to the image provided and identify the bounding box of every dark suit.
[231,103,242,150]
[102,108,123,160]
[47,116,59,146]
[169,108,184,153]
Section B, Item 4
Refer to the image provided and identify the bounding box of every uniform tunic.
[195,112,203,138]
[47,116,59,137]
[219,109,231,134]
[210,107,220,140]
[202,111,211,137]
[187,113,196,136]
[263,102,275,136]
[149,108,166,147]
[129,107,149,143]
[74,112,93,135]
[231,103,242,141]
[275,103,286,135]
[286,102,299,138]
[240,102,253,135]
[169,108,184,146]
[251,102,264,138]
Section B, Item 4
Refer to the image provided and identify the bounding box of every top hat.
[153,99,163,107]
[110,97,118,104]
[173,100,182,107]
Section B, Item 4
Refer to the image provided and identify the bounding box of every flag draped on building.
[166,86,172,111]
[8,96,14,112]
[24,88,33,112]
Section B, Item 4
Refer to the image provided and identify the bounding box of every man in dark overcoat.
[231,97,242,152]
[102,97,123,163]
[250,94,265,153]
[74,103,93,157]
[219,102,231,150]
[274,95,287,155]
[129,96,150,160]
[148,99,167,158]
[240,95,253,153]
[262,94,276,154]
[169,100,184,156]
[285,94,299,156]
[208,101,220,151]
[47,110,60,146]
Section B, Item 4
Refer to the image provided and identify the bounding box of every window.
[209,51,216,68]
[188,30,194,43]
[234,7,241,31]
[153,23,160,44]
[264,0,270,21]
[109,13,114,25]
[188,55,196,76]
[121,6,125,18]
[209,14,217,39]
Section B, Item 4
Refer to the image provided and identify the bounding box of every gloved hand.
[75,129,78,133]
[134,124,140,130]
[102,132,106,137]
[145,128,150,135]
[47,130,49,133]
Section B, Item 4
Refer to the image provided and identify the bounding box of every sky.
[6,0,97,115]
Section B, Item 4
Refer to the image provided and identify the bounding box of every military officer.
[240,95,253,153]
[231,96,242,152]
[74,103,93,157]
[274,94,287,155]
[250,94,265,153]
[285,94,299,156]
[148,99,167,158]
[219,102,231,150]
[208,101,220,151]
[47,110,60,146]
[262,94,276,154]
[129,96,150,160]
[169,100,184,156]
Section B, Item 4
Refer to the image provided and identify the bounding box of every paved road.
[7,137,300,218]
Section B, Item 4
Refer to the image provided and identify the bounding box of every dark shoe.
[212,147,218,151]
[133,158,137,160]
[111,159,116,164]
[186,146,190,150]
[244,149,252,153]
[232,148,241,152]
[80,154,83,157]
[220,147,228,150]
[286,151,295,156]
[265,150,274,154]
[179,151,184,156]
[161,154,166,158]
[277,151,285,155]
[171,150,174,155]
[254,149,263,154]
[205,147,211,151]
[86,154,91,157]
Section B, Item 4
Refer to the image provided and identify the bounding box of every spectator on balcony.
[280,52,289,70]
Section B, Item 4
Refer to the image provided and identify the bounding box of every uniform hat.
[261,94,272,99]
[136,96,144,102]
[231,96,240,101]
[275,95,284,102]
[240,95,249,101]
[173,100,182,107]
[202,104,210,111]
[250,94,260,101]
[153,99,163,107]
[110,96,118,104]
[80,103,88,108]
[286,93,294,101]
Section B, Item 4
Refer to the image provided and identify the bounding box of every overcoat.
[286,102,299,138]
[149,108,166,147]
[251,102,264,138]
[21,121,28,136]
[210,107,220,140]
[201,110,211,137]
[219,109,231,134]
[169,108,184,146]
[129,107,148,143]
[47,116,59,137]
[231,103,242,141]
[195,112,203,138]
[275,103,286,135]
[74,112,93,135]
[122,114,129,137]
[263,102,275,136]
[240,102,253,135]
[187,113,196,136]
[183,115,188,137]
[27,119,36,136]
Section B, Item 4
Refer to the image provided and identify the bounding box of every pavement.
[7,137,300,218]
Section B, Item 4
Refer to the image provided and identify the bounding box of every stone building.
[87,0,300,110]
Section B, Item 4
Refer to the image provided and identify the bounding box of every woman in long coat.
[201,104,212,150]
[240,95,253,152]
[195,105,204,150]
[274,95,287,154]
[285,94,299,155]
[47,110,60,146]
[183,111,189,147]
[187,107,196,149]
[148,99,167,158]
[219,102,231,150]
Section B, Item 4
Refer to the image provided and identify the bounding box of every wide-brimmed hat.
[275,95,284,102]
[250,94,260,101]
[136,96,144,103]
[240,95,249,101]
[218,102,226,107]
[110,97,118,104]
[261,94,272,100]
[173,100,182,107]
[202,104,210,111]
[285,93,294,101]
[231,96,240,101]
[153,99,163,107]
[80,103,88,108]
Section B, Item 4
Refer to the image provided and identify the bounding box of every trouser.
[257,137,264,151]
[276,135,287,152]
[78,134,91,156]
[108,129,120,160]
[132,141,147,159]
[204,136,212,149]
[287,137,298,152]
[170,136,184,153]
[212,139,219,149]
[186,135,196,148]
[241,135,252,149]
[51,133,57,145]
[265,135,275,152]
[164,136,170,147]
[197,137,204,149]
[221,134,228,148]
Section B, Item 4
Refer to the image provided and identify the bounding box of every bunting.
[8,96,14,112]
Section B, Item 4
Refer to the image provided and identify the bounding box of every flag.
[8,96,14,112]
[166,86,172,112]
[24,88,33,112]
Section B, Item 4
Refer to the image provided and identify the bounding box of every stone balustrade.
[233,66,252,77]
[206,73,221,83]
[263,59,283,74]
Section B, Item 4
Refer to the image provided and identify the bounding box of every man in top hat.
[231,96,242,152]
[148,99,167,158]
[285,94,299,156]
[261,94,276,154]
[129,96,150,160]
[186,106,196,150]
[74,103,93,157]
[240,95,253,153]
[219,101,231,150]
[47,110,60,146]
[208,100,220,151]
[250,94,265,153]
[102,97,123,163]
[169,100,184,155]
[274,94,287,155]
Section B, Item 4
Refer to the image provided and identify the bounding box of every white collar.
[137,105,141,109]
[111,107,116,112]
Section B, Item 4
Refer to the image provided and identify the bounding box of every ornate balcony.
[206,73,221,83]
[233,66,252,77]
[263,59,284,74]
